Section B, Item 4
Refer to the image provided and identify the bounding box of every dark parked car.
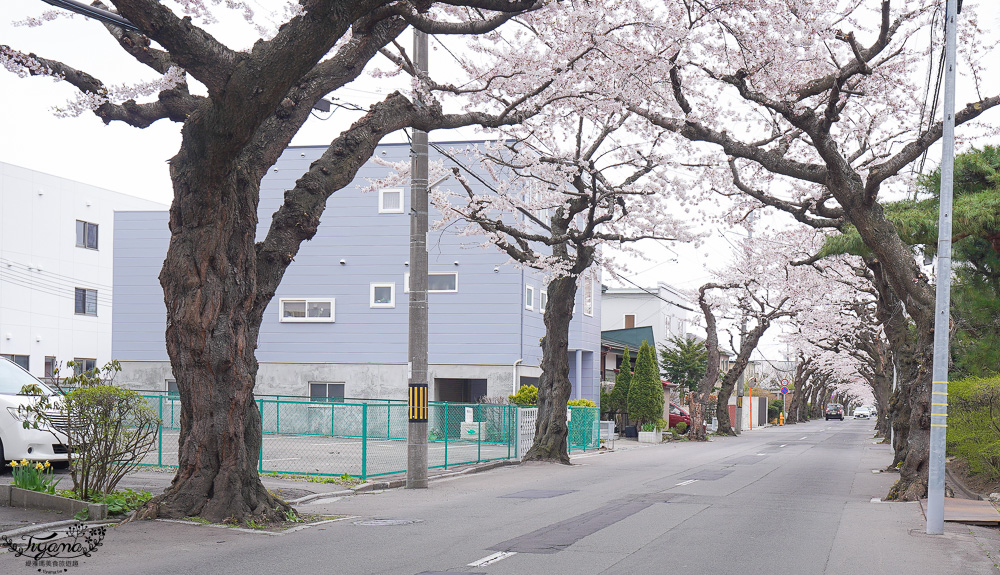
[825,403,845,420]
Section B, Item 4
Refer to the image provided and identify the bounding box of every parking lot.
[142,431,519,478]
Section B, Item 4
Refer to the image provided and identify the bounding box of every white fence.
[516,407,538,459]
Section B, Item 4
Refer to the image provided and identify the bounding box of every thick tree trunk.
[865,257,928,493]
[690,285,723,441]
[136,155,288,524]
[886,326,933,500]
[714,374,737,436]
[523,276,578,464]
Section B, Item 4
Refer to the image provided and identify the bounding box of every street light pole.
[926,0,959,535]
[407,29,430,489]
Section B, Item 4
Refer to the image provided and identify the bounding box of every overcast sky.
[2,1,997,361]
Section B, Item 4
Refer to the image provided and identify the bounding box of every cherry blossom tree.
[431,107,692,461]
[0,0,591,522]
[621,0,1000,500]
[689,229,826,438]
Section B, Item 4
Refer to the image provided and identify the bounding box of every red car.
[669,402,692,431]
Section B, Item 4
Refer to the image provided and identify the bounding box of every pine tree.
[628,341,665,427]
[659,335,709,396]
[608,346,632,414]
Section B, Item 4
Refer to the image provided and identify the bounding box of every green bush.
[509,385,538,405]
[948,375,1000,481]
[627,341,664,426]
[20,360,160,500]
[675,421,688,434]
[768,400,783,421]
[568,398,596,407]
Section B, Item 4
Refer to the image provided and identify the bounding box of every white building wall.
[600,282,693,348]
[0,162,165,378]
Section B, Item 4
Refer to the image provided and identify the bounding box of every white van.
[0,357,70,466]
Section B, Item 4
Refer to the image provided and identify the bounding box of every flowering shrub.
[9,459,61,494]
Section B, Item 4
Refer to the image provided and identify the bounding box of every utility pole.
[927,0,959,536]
[735,217,756,435]
[407,29,430,489]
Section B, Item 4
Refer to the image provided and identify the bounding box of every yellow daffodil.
[35,463,44,471]
[9,460,18,468]
[19,459,28,466]
[43,461,51,468]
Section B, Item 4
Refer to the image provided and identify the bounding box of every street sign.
[780,386,789,395]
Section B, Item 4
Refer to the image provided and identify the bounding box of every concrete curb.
[0,484,107,520]
[287,490,354,505]
[289,460,520,505]
[0,519,80,539]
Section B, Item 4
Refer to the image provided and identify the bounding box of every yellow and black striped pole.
[409,383,428,422]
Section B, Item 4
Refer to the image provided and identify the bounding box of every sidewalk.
[0,457,522,534]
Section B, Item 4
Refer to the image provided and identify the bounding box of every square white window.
[74,287,98,316]
[525,285,535,310]
[379,188,404,214]
[370,282,395,308]
[75,220,98,250]
[310,382,345,403]
[403,272,458,293]
[279,298,335,322]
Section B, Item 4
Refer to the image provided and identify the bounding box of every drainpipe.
[512,359,523,395]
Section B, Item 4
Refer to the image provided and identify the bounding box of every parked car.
[669,402,692,431]
[0,357,69,467]
[824,403,845,421]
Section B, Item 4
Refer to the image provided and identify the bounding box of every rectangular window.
[540,290,547,313]
[379,188,404,213]
[1,354,30,371]
[310,382,345,403]
[583,274,594,317]
[72,358,96,376]
[525,285,535,311]
[625,314,636,329]
[279,298,335,322]
[74,288,98,315]
[44,356,56,378]
[404,272,458,293]
[75,220,99,249]
[166,379,179,397]
[370,282,395,308]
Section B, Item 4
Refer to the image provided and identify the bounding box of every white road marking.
[675,479,697,486]
[468,551,517,567]
[799,437,807,440]
[779,444,787,448]
[756,453,767,456]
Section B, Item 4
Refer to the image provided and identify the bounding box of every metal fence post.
[477,403,482,463]
[258,399,264,473]
[444,402,449,469]
[275,399,280,435]
[158,395,163,467]
[361,403,368,480]
[331,401,336,436]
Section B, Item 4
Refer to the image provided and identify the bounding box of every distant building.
[112,143,602,403]
[0,162,166,378]
[601,282,693,351]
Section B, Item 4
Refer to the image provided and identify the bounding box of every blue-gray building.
[112,143,601,404]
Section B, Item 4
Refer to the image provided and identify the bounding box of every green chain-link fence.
[139,393,599,480]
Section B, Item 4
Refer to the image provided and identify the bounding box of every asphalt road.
[10,418,1000,575]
